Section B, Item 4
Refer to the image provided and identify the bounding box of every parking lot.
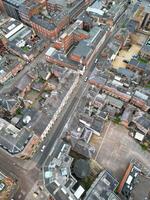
[112,44,141,69]
[95,122,150,181]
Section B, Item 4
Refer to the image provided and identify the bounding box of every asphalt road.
[33,3,132,168]
[36,21,124,168]
[37,96,78,167]
[0,3,135,199]
[0,150,39,200]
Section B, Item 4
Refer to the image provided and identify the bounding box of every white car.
[95,58,98,63]
[84,77,88,82]
[41,145,46,152]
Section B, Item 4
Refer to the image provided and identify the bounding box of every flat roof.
[0,18,21,36]
[74,186,85,199]
[31,15,56,30]
[85,170,119,200]
[71,40,92,58]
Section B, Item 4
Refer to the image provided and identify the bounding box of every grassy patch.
[21,46,30,52]
[113,115,121,124]
[121,22,126,28]
[138,57,149,64]
[145,81,150,88]
[16,108,22,115]
[145,84,150,88]
[80,176,95,190]
[140,143,148,151]
[38,77,45,83]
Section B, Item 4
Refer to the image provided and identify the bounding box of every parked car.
[95,58,98,63]
[123,59,129,64]
[84,77,88,82]
[41,145,46,152]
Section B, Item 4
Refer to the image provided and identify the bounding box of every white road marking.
[95,121,111,160]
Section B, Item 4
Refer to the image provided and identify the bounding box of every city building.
[0,171,16,199]
[0,117,39,159]
[30,0,90,39]
[140,38,150,59]
[117,162,141,199]
[53,20,89,53]
[2,0,25,20]
[43,139,85,200]
[121,105,136,127]
[86,0,128,26]
[132,113,150,135]
[0,96,21,116]
[0,0,5,12]
[84,170,120,200]
[10,64,79,140]
[0,18,46,61]
[70,25,108,65]
[46,22,108,69]
[18,0,44,25]
[132,3,150,34]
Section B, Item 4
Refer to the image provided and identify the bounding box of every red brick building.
[19,1,44,25]
[29,0,90,39]
[0,0,5,11]
[53,21,89,52]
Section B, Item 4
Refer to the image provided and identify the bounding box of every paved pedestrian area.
[25,179,49,200]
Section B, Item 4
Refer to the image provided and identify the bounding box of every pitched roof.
[0,97,18,112]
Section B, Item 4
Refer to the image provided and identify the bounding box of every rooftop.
[0,118,33,154]
[134,116,150,131]
[86,0,127,22]
[46,47,83,70]
[13,65,79,136]
[0,18,22,38]
[31,14,56,31]
[71,40,93,59]
[84,170,119,200]
[4,0,25,7]
[0,96,19,113]
[0,18,45,60]
[44,139,79,200]
[141,38,150,53]
[70,25,108,60]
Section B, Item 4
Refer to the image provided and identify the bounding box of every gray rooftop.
[141,38,150,53]
[129,58,148,70]
[0,118,33,154]
[43,139,78,200]
[71,40,93,58]
[71,25,108,59]
[89,68,107,86]
[15,74,33,91]
[121,105,135,122]
[135,116,150,131]
[0,96,18,112]
[127,19,138,33]
[0,18,21,35]
[4,0,25,7]
[84,170,119,200]
[117,68,134,79]
[107,95,124,109]
[31,15,56,30]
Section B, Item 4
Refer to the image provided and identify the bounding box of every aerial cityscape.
[0,0,150,200]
